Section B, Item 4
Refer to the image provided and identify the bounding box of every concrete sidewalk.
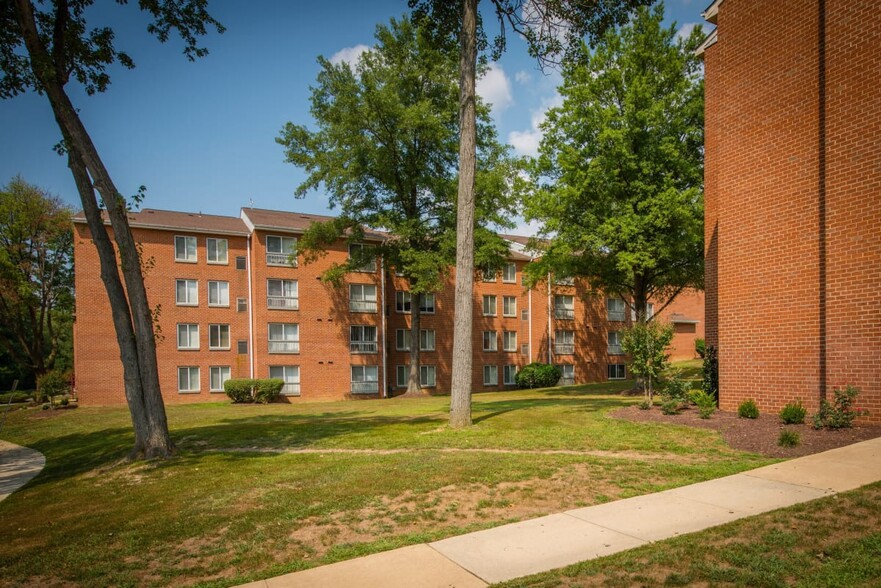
[239,436,881,588]
[0,440,46,502]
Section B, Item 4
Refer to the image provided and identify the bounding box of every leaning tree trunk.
[14,0,173,457]
[405,294,424,396]
[449,0,479,428]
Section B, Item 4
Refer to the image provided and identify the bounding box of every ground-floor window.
[608,363,626,380]
[557,364,575,385]
[483,365,498,386]
[351,365,379,394]
[503,365,517,385]
[209,366,231,392]
[396,365,437,388]
[178,366,200,393]
[269,365,301,396]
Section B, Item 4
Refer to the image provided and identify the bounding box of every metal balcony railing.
[607,344,624,355]
[554,343,575,355]
[268,341,300,354]
[350,300,377,313]
[267,296,298,310]
[351,381,379,394]
[266,252,296,266]
[350,341,378,353]
[607,310,626,322]
[554,308,575,320]
[281,383,301,396]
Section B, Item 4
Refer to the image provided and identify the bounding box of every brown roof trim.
[73,209,250,236]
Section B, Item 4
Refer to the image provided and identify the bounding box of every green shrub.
[253,378,284,404]
[661,399,681,415]
[224,378,256,403]
[702,345,718,401]
[738,399,759,419]
[37,370,70,398]
[515,363,562,389]
[689,389,716,419]
[695,338,706,359]
[638,399,651,410]
[778,430,800,447]
[779,399,807,425]
[662,374,691,403]
[59,397,70,406]
[812,385,868,430]
[0,391,31,404]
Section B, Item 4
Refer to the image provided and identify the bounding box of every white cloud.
[507,93,563,157]
[329,44,370,67]
[676,22,708,41]
[476,62,513,112]
[515,70,533,85]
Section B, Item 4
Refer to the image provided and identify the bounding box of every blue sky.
[0,0,708,232]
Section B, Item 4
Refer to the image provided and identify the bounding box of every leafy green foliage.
[515,363,562,389]
[738,399,759,419]
[689,389,716,419]
[812,386,868,430]
[36,369,70,401]
[621,321,674,401]
[224,379,256,404]
[778,430,800,448]
[695,338,706,358]
[702,344,719,400]
[520,5,705,317]
[661,399,681,415]
[253,379,284,404]
[779,400,807,425]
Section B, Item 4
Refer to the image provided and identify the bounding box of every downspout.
[547,273,552,364]
[247,234,254,379]
[380,254,387,398]
[528,282,533,363]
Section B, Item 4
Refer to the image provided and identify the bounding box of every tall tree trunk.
[449,0,478,428]
[14,0,173,457]
[406,294,423,395]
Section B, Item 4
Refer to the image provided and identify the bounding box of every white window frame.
[175,279,198,306]
[349,284,377,313]
[503,365,517,385]
[420,329,436,351]
[608,364,626,380]
[608,331,623,355]
[209,324,231,350]
[348,243,377,273]
[266,235,297,266]
[206,237,228,264]
[631,302,655,321]
[267,279,299,310]
[420,293,436,314]
[502,263,517,283]
[554,295,575,320]
[395,291,412,313]
[396,329,412,351]
[483,330,498,352]
[174,235,197,263]
[502,331,517,352]
[351,365,379,394]
[483,365,498,386]
[554,330,575,355]
[178,366,200,393]
[420,365,436,387]
[395,365,408,388]
[350,325,378,353]
[607,297,626,322]
[177,323,199,350]
[503,296,517,317]
[268,323,299,354]
[558,364,575,385]
[209,366,231,392]
[208,280,229,307]
[269,365,301,396]
[483,295,497,316]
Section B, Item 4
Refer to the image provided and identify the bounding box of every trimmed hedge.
[515,363,562,389]
[224,378,256,403]
[254,378,285,404]
[225,378,285,403]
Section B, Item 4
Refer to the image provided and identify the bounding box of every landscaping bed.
[613,404,881,458]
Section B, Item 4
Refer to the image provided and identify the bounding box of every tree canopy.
[522,4,705,323]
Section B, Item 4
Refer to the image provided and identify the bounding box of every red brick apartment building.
[73,208,703,405]
[699,0,881,421]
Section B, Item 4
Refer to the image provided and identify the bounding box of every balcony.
[607,310,626,322]
[351,381,379,394]
[350,341,378,353]
[350,300,377,313]
[267,296,298,310]
[266,252,296,266]
[554,343,575,355]
[558,376,575,385]
[554,308,575,320]
[607,344,624,355]
[281,383,301,396]
[268,341,300,354]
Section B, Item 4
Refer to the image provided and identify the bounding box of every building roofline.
[695,27,718,56]
[702,0,723,25]
[72,209,251,236]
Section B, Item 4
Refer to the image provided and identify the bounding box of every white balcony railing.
[554,344,575,355]
[267,296,298,310]
[266,252,296,266]
[558,376,575,385]
[607,310,626,322]
[268,341,300,354]
[607,344,624,355]
[350,341,378,353]
[554,308,575,320]
[281,383,301,396]
[351,381,379,394]
[350,300,377,313]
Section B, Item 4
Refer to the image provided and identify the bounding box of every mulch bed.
[612,404,881,458]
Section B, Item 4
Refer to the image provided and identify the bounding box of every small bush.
[41,403,50,410]
[812,385,868,430]
[0,391,31,404]
[661,399,681,415]
[59,397,70,406]
[37,370,71,398]
[779,399,807,425]
[690,389,716,419]
[778,430,800,447]
[662,373,691,403]
[224,378,256,403]
[738,398,759,419]
[638,399,651,410]
[515,363,562,389]
[254,378,285,404]
[695,338,706,359]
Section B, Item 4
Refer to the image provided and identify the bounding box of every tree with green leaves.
[0,177,73,386]
[523,4,705,324]
[621,320,674,403]
[1,0,223,458]
[408,0,651,427]
[278,16,513,395]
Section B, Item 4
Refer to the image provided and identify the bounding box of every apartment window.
[483,365,498,386]
[608,364,626,380]
[237,297,248,312]
[520,343,530,356]
[420,365,436,387]
[554,295,574,320]
[396,329,412,351]
[396,365,408,388]
[608,331,623,355]
[270,365,301,396]
[502,331,517,352]
[483,330,498,352]
[209,366,231,392]
[349,284,377,313]
[268,323,299,354]
[177,323,199,350]
[503,365,517,385]
[351,365,379,394]
[521,309,529,321]
[235,256,247,270]
[208,280,229,307]
[348,243,377,272]
[175,279,198,306]
[502,263,517,283]
[178,366,200,393]
[558,364,575,385]
[607,298,626,322]
[174,235,197,262]
[482,267,496,282]
[267,279,298,310]
[483,295,497,316]
[237,340,248,354]
[503,296,517,317]
[631,302,655,321]
[420,329,436,351]
[420,293,436,314]
[554,330,575,355]
[266,235,297,266]
[350,325,378,353]
[555,275,575,286]
[206,238,228,264]
[395,291,412,313]
[209,324,230,350]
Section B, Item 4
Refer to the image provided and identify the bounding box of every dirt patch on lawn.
[612,405,881,458]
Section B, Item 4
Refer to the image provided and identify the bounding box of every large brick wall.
[703,0,880,421]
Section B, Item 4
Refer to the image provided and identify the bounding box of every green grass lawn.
[0,379,775,587]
